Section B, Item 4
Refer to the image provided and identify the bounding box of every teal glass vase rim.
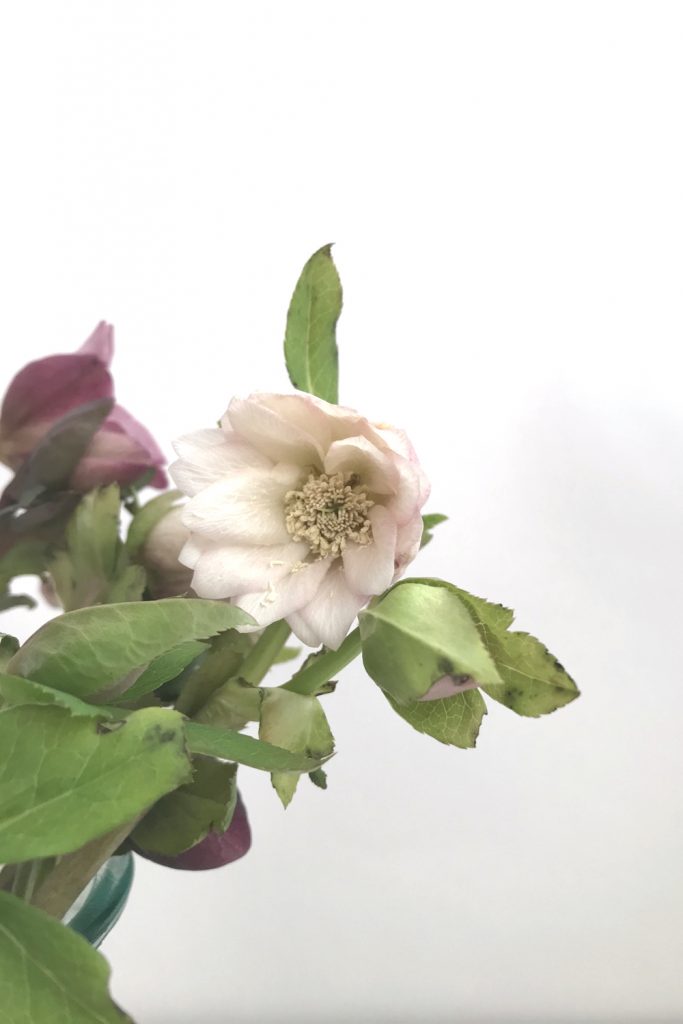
[63,851,134,948]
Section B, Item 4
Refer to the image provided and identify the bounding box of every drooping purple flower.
[136,792,252,871]
[0,322,166,491]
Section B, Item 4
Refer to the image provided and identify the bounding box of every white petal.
[323,435,398,495]
[180,465,303,544]
[342,505,397,595]
[295,564,367,650]
[394,514,424,577]
[384,456,426,524]
[190,540,309,599]
[234,558,331,628]
[286,610,323,648]
[170,428,272,497]
[178,535,206,570]
[225,396,325,466]
[244,393,335,450]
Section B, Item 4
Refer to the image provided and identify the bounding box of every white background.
[1,3,682,1022]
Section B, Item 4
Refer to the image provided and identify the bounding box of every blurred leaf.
[132,756,237,856]
[274,645,301,664]
[48,485,146,610]
[259,688,335,807]
[4,398,113,505]
[284,244,341,403]
[308,768,328,790]
[359,580,503,704]
[0,591,35,612]
[0,891,132,1023]
[0,539,50,589]
[385,687,487,748]
[185,721,332,774]
[420,513,448,548]
[0,705,191,862]
[0,633,19,670]
[7,598,255,698]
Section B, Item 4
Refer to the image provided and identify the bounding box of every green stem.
[239,620,291,685]
[30,818,140,920]
[283,627,362,696]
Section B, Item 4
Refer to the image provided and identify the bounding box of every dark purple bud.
[136,792,251,871]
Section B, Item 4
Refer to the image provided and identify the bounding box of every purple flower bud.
[0,322,166,491]
[136,792,251,871]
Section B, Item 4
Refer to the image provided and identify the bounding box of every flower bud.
[141,504,194,597]
[136,792,251,870]
[0,322,166,492]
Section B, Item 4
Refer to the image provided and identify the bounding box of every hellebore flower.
[136,792,251,871]
[171,392,430,649]
[0,322,167,491]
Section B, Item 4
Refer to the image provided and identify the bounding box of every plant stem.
[238,620,291,685]
[282,627,362,696]
[30,818,139,920]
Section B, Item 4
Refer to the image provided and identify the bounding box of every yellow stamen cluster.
[284,471,374,558]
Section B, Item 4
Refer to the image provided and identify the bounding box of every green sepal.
[385,687,487,748]
[283,244,342,403]
[175,630,253,716]
[359,580,503,704]
[259,688,335,807]
[126,489,183,559]
[193,677,263,730]
[132,756,237,856]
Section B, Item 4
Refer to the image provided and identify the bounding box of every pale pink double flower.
[171,392,429,650]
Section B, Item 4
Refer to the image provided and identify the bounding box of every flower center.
[284,471,374,558]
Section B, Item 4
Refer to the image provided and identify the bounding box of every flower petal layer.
[342,505,397,595]
[292,563,367,650]
[171,429,271,496]
[181,465,303,544]
[234,557,331,628]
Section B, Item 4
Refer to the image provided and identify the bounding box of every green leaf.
[7,598,255,698]
[0,672,123,719]
[0,891,132,1023]
[185,721,332,774]
[110,640,208,705]
[259,689,335,807]
[193,677,263,730]
[0,633,19,670]
[308,768,328,790]
[385,687,487,748]
[283,244,342,403]
[126,490,183,559]
[0,705,191,862]
[0,592,36,612]
[0,539,50,589]
[4,398,114,505]
[274,645,301,664]
[445,584,579,716]
[420,513,448,549]
[359,581,503,704]
[48,485,146,611]
[175,630,253,716]
[132,756,237,856]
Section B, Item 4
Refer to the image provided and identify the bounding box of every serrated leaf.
[359,580,503,704]
[284,244,342,403]
[420,512,448,548]
[7,598,255,698]
[126,489,183,558]
[132,756,237,856]
[0,891,132,1023]
[0,705,191,862]
[385,687,487,748]
[185,721,332,774]
[0,672,124,719]
[259,688,335,807]
[446,584,579,716]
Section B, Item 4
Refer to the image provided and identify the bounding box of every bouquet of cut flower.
[0,247,579,1022]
